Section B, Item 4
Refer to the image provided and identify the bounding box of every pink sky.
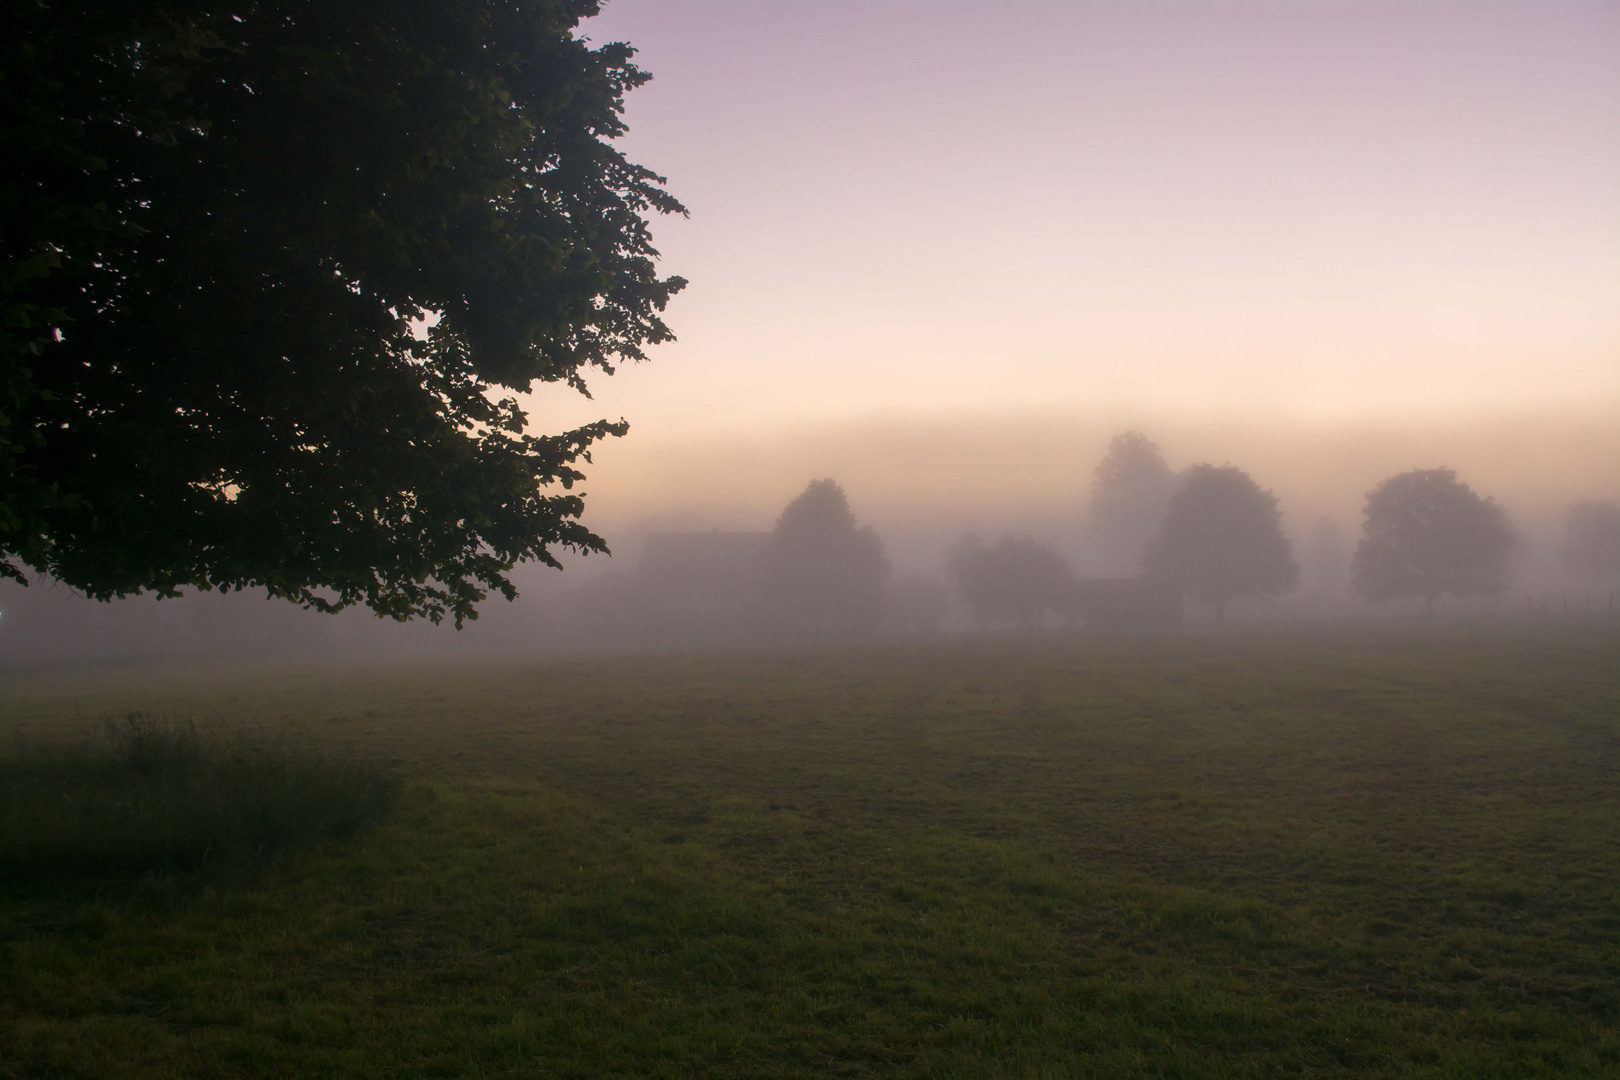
[520,1,1620,539]
[529,0,1620,437]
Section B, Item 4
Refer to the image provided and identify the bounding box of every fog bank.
[4,407,1616,667]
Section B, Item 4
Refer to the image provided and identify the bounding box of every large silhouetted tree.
[1349,468,1512,612]
[2,1,685,625]
[1144,464,1298,623]
[758,480,889,637]
[1561,500,1620,586]
[1086,431,1178,574]
[946,535,1076,629]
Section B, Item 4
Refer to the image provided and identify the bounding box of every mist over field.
[5,406,1616,666]
[583,408,1620,560]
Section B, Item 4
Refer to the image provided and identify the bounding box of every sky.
[530,0,1619,440]
[510,0,1620,542]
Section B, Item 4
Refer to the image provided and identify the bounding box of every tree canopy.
[1143,464,1297,623]
[1349,468,1512,609]
[945,534,1075,629]
[2,0,685,625]
[1561,500,1620,586]
[758,479,889,637]
[1086,431,1177,574]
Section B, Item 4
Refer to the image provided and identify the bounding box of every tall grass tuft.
[1,711,396,878]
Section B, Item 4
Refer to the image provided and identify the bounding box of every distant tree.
[884,574,952,637]
[1144,465,1298,624]
[758,480,889,637]
[1562,500,1620,586]
[1349,468,1512,612]
[945,535,1076,629]
[3,1,685,626]
[1086,431,1178,574]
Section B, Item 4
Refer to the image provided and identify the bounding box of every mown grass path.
[3,625,1618,1077]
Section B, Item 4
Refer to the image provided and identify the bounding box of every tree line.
[759,433,1620,636]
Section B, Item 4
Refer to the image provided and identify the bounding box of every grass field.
[2,624,1618,1078]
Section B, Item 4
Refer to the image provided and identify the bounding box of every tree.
[2,1,685,626]
[1561,500,1620,586]
[945,534,1075,630]
[1143,464,1298,623]
[1349,468,1512,612]
[1086,431,1177,574]
[758,480,889,637]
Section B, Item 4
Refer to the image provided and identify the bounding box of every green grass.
[1,712,396,879]
[1,624,1617,1077]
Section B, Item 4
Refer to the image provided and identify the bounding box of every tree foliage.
[758,479,889,637]
[1349,468,1512,607]
[945,534,1075,629]
[1086,431,1177,574]
[2,0,685,625]
[1144,464,1297,622]
[1561,500,1620,586]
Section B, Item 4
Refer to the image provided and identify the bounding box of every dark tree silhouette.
[1086,431,1178,574]
[1562,500,1620,586]
[1349,468,1512,612]
[2,1,685,625]
[758,480,889,637]
[1144,465,1298,624]
[945,535,1076,630]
